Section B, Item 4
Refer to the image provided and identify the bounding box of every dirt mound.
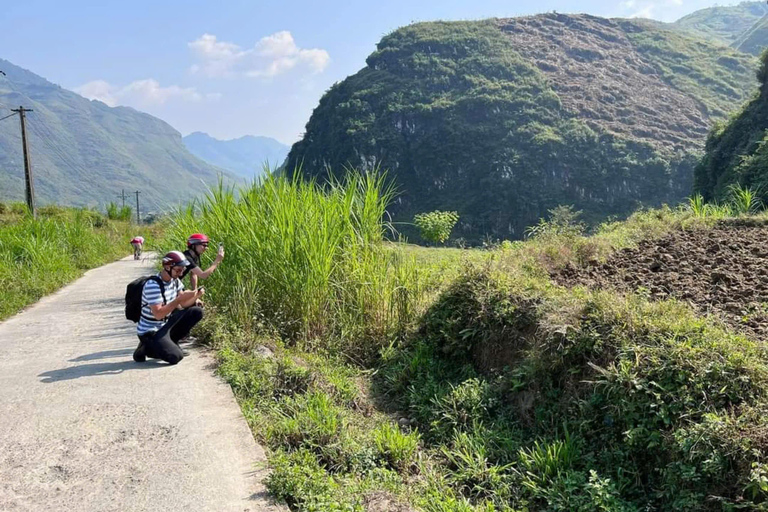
[555,221,768,340]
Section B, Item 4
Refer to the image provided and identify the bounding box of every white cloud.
[188,31,330,79]
[620,0,686,21]
[73,79,216,108]
[630,5,655,18]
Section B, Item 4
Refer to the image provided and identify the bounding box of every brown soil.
[554,221,768,340]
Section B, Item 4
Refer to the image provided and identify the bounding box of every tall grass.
[728,183,764,215]
[0,207,137,320]
[168,172,421,359]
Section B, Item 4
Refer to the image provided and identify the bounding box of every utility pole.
[12,106,35,218]
[134,191,140,225]
[117,189,127,208]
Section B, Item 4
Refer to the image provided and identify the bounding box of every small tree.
[106,202,133,221]
[414,210,459,245]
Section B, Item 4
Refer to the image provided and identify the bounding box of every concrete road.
[0,255,282,512]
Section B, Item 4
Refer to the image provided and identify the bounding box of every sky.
[0,0,749,145]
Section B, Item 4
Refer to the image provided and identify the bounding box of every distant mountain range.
[672,1,768,55]
[182,132,289,179]
[0,58,235,211]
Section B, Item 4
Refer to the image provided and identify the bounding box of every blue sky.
[0,0,746,144]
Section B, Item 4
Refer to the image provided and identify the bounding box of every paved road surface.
[0,255,282,512]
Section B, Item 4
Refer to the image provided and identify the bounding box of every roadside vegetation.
[0,202,155,320]
[169,172,768,511]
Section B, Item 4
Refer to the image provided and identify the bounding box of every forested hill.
[0,58,235,211]
[673,1,768,47]
[695,50,768,203]
[286,14,758,241]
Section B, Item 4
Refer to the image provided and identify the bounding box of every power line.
[0,112,17,122]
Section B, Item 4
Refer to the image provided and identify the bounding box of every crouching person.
[133,251,204,365]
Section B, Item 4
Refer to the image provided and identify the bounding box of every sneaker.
[133,339,147,362]
[178,336,198,345]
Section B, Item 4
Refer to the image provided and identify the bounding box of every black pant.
[139,307,203,364]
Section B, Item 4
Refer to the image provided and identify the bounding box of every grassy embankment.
[170,176,768,511]
[0,202,158,321]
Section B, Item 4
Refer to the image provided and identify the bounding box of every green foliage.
[695,48,768,206]
[0,206,136,320]
[372,422,420,471]
[525,205,585,240]
[414,210,459,245]
[728,182,764,214]
[106,202,133,221]
[686,194,733,218]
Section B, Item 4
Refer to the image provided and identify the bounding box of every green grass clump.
[0,205,141,320]
[167,172,423,361]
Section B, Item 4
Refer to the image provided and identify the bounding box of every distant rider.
[182,233,225,290]
[130,236,145,260]
[133,251,204,365]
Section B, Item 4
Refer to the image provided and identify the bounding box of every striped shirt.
[136,274,183,335]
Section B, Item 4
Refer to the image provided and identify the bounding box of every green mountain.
[182,132,289,179]
[0,58,235,211]
[695,51,768,202]
[733,13,768,55]
[286,15,758,241]
[673,1,768,46]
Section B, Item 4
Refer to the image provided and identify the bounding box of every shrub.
[106,201,133,221]
[525,205,585,240]
[414,210,460,245]
[372,422,420,472]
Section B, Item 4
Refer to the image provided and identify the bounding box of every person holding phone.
[133,251,205,365]
[181,233,225,291]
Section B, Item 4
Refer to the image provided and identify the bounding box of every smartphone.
[219,242,224,249]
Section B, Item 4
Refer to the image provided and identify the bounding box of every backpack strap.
[139,276,169,323]
[148,276,167,305]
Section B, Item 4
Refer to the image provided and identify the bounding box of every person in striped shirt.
[133,251,205,365]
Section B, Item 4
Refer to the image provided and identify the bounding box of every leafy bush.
[525,205,585,240]
[372,422,420,472]
[106,201,132,221]
[414,210,460,245]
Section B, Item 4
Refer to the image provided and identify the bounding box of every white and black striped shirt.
[136,274,183,335]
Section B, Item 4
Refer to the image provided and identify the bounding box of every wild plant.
[728,183,763,215]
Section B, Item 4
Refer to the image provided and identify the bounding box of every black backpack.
[125,276,166,322]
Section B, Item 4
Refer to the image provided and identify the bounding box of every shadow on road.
[69,348,135,362]
[38,360,167,383]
